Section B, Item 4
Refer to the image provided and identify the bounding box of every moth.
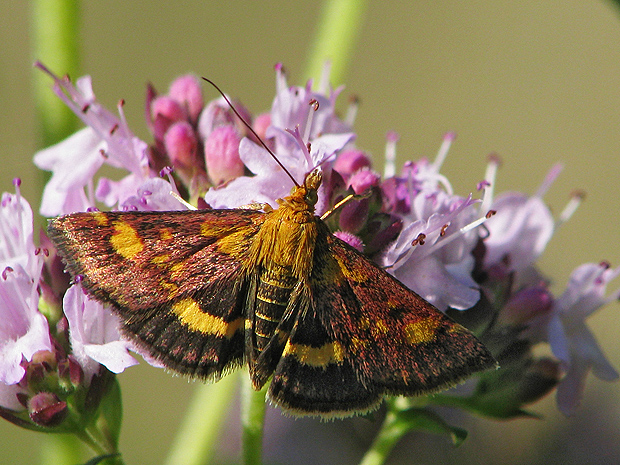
[49,78,495,417]
[48,167,495,417]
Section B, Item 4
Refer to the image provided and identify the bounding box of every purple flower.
[482,161,559,277]
[34,62,152,214]
[0,184,51,388]
[546,262,619,415]
[63,284,138,380]
[0,264,52,387]
[382,193,481,311]
[204,65,354,211]
[380,136,481,311]
[33,128,106,215]
[0,183,41,277]
[119,178,188,212]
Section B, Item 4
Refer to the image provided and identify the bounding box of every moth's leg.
[320,190,372,221]
[238,202,273,212]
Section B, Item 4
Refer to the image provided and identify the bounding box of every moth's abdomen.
[253,267,297,354]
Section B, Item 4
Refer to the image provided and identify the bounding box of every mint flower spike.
[0,183,52,389]
[34,62,151,215]
[547,262,620,415]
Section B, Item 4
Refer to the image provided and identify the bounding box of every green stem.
[39,434,83,465]
[358,411,408,465]
[241,375,268,465]
[164,372,240,465]
[30,0,81,148]
[303,0,369,85]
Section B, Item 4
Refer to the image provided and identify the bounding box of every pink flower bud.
[333,231,364,252]
[164,121,198,171]
[28,392,68,427]
[334,150,371,180]
[250,112,275,148]
[168,74,204,123]
[348,168,380,195]
[204,125,244,185]
[151,96,187,141]
[500,286,553,325]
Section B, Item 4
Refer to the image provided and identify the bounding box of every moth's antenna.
[201,77,300,188]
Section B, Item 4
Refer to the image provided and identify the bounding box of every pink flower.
[0,184,51,388]
[33,128,106,215]
[204,125,244,185]
[546,262,619,415]
[63,284,138,380]
[204,65,354,211]
[0,264,52,386]
[380,136,481,311]
[482,162,559,276]
[34,62,152,214]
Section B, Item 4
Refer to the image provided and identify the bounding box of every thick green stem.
[241,375,268,465]
[303,0,369,85]
[30,0,81,148]
[358,411,408,465]
[165,372,240,465]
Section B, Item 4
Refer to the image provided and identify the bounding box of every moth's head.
[300,168,322,206]
[280,168,322,211]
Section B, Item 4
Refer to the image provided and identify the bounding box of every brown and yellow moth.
[48,83,495,418]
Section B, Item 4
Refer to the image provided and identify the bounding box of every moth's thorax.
[248,202,319,281]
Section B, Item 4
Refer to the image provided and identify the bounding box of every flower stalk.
[241,375,268,465]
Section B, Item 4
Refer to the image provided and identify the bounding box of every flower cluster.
[1,62,617,445]
[0,178,136,434]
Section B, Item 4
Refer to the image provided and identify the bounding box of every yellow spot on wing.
[351,337,369,351]
[159,228,173,240]
[334,254,368,283]
[359,316,388,336]
[283,341,345,367]
[172,298,243,338]
[92,211,109,226]
[403,317,440,344]
[152,254,170,265]
[110,221,144,259]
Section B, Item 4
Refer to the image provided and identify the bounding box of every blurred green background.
[2,1,620,464]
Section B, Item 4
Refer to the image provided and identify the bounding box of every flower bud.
[252,113,272,143]
[204,125,244,185]
[333,150,371,181]
[168,74,204,123]
[500,286,553,326]
[150,96,187,142]
[333,231,364,252]
[164,121,199,173]
[198,98,252,140]
[518,357,562,405]
[348,168,380,195]
[28,392,68,427]
[381,177,411,215]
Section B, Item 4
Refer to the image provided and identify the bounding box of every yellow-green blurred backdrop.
[2,1,620,464]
